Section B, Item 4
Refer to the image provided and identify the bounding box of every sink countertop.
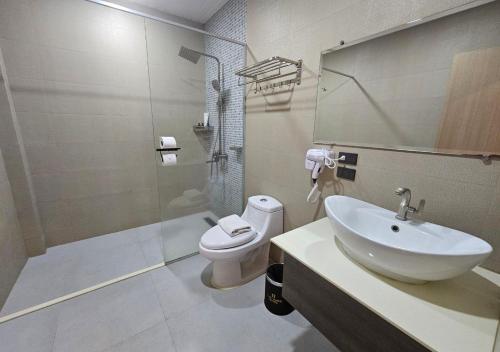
[271,217,500,352]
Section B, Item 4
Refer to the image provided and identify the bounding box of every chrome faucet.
[394,187,417,221]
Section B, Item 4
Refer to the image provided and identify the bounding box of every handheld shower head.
[211,79,221,92]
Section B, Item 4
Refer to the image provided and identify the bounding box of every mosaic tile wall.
[204,0,246,217]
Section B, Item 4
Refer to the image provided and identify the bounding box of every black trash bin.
[264,263,294,316]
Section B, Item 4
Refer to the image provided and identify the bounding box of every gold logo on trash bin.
[268,293,282,304]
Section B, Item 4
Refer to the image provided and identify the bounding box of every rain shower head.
[179,46,222,93]
[178,46,201,64]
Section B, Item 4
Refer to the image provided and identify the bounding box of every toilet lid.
[200,225,257,250]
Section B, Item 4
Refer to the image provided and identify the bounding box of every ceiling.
[121,0,230,24]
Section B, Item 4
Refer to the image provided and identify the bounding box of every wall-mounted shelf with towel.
[235,56,302,93]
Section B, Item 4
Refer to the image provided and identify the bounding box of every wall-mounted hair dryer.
[305,149,327,182]
[305,149,345,203]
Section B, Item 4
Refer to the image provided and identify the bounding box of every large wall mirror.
[313,1,500,157]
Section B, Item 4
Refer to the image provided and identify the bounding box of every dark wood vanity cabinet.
[282,253,430,352]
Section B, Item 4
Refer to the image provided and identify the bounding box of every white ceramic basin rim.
[325,195,492,283]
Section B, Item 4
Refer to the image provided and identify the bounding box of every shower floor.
[0,211,218,317]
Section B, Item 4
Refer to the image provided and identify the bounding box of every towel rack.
[235,56,302,93]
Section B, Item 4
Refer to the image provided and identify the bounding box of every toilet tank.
[242,195,283,237]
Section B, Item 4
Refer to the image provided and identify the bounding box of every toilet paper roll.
[161,153,177,166]
[160,136,176,149]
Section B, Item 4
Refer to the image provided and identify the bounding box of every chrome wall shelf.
[229,145,243,153]
[235,56,302,93]
[193,125,214,132]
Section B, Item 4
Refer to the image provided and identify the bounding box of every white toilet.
[199,195,283,288]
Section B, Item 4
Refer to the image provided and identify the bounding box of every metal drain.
[203,217,217,227]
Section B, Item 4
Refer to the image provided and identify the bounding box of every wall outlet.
[338,152,358,165]
[337,166,356,181]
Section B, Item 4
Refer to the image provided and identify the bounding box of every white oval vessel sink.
[325,195,492,283]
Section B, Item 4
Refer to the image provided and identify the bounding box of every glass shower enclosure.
[145,20,246,263]
[0,0,245,319]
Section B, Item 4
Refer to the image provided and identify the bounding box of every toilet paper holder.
[155,147,181,152]
[156,147,181,163]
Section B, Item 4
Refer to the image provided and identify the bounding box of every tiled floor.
[0,255,339,352]
[1,211,218,316]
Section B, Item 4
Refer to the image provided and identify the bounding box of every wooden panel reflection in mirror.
[436,47,500,155]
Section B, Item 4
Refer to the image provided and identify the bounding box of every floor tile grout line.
[147,269,179,352]
[50,302,62,352]
[152,255,215,322]
[95,319,172,352]
[0,263,165,325]
[136,226,158,267]
[150,255,212,322]
[164,294,212,323]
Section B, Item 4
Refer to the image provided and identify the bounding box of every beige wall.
[245,0,500,272]
[0,149,27,308]
[0,48,45,255]
[0,0,159,246]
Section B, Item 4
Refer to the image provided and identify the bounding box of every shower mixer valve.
[206,151,228,163]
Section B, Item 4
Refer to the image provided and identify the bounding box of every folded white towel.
[218,214,252,237]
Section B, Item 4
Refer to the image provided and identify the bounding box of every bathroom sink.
[325,195,492,283]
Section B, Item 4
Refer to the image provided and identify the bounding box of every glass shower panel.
[145,21,215,262]
[145,21,245,263]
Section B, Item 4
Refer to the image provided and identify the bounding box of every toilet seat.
[200,225,257,250]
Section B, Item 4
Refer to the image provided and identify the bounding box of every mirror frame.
[312,0,499,159]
